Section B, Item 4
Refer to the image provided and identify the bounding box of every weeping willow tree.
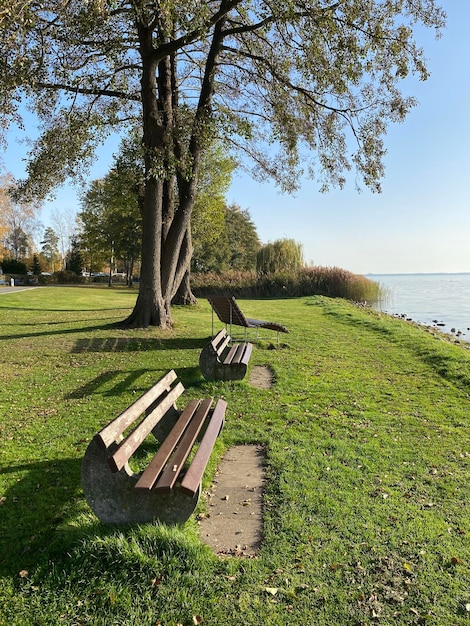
[0,0,445,328]
[257,238,304,274]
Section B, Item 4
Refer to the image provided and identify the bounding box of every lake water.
[368,273,470,342]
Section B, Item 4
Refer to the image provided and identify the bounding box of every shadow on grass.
[0,324,208,354]
[71,335,205,353]
[0,457,86,578]
[0,321,130,342]
[67,368,157,399]
[0,305,132,313]
[66,366,203,400]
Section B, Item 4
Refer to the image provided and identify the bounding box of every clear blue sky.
[3,0,469,275]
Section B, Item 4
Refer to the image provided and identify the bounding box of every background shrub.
[191,266,381,303]
[256,238,304,274]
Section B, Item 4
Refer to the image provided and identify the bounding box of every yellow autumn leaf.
[265,587,278,595]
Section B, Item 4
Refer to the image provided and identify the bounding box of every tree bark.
[172,271,197,305]
[122,10,226,328]
[121,21,172,328]
[171,227,197,305]
[123,177,171,327]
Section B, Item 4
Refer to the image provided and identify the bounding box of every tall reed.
[191,266,382,303]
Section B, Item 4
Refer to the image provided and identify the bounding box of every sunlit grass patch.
[0,287,469,625]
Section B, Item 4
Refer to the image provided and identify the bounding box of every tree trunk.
[172,270,197,305]
[121,25,173,329]
[122,176,172,328]
[121,13,225,328]
[166,225,196,303]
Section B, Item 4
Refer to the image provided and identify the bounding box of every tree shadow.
[0,321,127,342]
[66,368,155,399]
[0,323,208,353]
[0,457,87,577]
[71,335,205,353]
[66,366,203,400]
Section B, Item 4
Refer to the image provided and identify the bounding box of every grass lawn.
[0,286,469,625]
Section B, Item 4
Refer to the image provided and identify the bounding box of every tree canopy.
[192,203,261,272]
[0,0,446,327]
[41,226,60,273]
[257,238,304,274]
[78,131,237,283]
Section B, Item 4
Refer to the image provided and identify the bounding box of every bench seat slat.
[223,343,239,365]
[232,343,247,364]
[180,399,227,496]
[95,370,178,449]
[240,342,253,365]
[153,397,214,493]
[134,399,201,491]
[109,383,185,472]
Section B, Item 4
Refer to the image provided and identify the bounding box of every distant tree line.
[2,137,304,284]
[0,172,76,278]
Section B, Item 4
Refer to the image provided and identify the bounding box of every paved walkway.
[0,286,38,294]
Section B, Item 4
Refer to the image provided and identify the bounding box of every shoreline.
[371,273,470,345]
[384,310,470,345]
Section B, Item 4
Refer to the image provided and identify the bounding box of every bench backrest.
[94,370,185,472]
[207,295,249,328]
[210,328,231,356]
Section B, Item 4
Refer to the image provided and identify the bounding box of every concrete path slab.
[199,445,265,557]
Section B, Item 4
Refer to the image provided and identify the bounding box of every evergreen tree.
[30,254,42,276]
[41,227,60,273]
[66,237,83,275]
[225,204,261,271]
[1,258,27,275]
[191,204,260,273]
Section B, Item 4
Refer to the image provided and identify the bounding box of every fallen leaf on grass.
[193,616,203,625]
[265,587,278,595]
[330,562,343,571]
[263,585,306,600]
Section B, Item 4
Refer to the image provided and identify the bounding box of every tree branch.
[35,82,140,101]
[152,0,244,61]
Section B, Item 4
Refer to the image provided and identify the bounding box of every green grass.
[0,287,469,625]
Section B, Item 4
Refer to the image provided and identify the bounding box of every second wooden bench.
[199,328,253,381]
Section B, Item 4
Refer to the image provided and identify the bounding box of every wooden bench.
[199,328,253,381]
[81,370,226,525]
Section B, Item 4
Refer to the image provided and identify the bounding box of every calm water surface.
[369,273,470,342]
